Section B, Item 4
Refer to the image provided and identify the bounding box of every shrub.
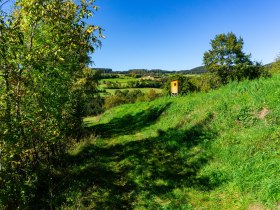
[190,73,222,92]
[104,95,127,110]
[103,89,161,110]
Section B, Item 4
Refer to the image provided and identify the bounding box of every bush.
[190,73,222,92]
[137,89,161,102]
[104,95,127,110]
[103,89,160,110]
[106,81,122,89]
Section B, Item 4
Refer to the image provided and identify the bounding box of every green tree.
[203,32,266,83]
[0,0,102,208]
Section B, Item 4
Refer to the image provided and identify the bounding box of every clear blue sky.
[91,0,280,71]
[1,0,280,71]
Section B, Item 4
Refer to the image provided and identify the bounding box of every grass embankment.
[59,75,279,209]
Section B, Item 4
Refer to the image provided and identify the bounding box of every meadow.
[99,74,164,95]
[104,88,162,94]
[49,74,280,209]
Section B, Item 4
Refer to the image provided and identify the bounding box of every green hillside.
[58,75,279,209]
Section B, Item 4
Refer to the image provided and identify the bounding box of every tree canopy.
[203,32,266,83]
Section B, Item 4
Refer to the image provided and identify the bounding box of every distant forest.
[93,62,273,76]
[93,66,207,75]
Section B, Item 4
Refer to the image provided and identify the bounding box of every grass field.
[99,75,164,96]
[98,75,138,89]
[101,77,138,83]
[53,74,280,209]
[104,88,163,94]
[100,77,138,86]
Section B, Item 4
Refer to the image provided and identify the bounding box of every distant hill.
[93,63,275,76]
[178,66,207,74]
[263,62,273,68]
[92,66,208,75]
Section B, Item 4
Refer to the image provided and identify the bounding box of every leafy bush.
[104,89,161,109]
[106,81,122,89]
[190,73,222,92]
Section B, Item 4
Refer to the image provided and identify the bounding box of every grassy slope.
[64,75,280,209]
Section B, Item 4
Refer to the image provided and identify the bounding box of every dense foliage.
[0,0,102,208]
[104,89,161,109]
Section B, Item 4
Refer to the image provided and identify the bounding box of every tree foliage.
[0,0,102,208]
[103,89,161,110]
[203,32,267,83]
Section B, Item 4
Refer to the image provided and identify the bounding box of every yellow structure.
[171,80,179,96]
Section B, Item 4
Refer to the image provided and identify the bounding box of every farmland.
[99,74,164,95]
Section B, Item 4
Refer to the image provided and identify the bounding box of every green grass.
[101,77,138,83]
[100,75,140,84]
[99,76,163,95]
[99,76,139,88]
[53,75,280,209]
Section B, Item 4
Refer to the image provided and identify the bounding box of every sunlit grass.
[59,74,280,209]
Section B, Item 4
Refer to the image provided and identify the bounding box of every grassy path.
[44,75,280,209]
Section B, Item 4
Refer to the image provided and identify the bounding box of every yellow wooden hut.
[170,80,179,96]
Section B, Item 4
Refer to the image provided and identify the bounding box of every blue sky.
[1,0,280,71]
[92,0,280,71]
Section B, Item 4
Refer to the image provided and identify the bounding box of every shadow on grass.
[83,102,172,138]
[34,111,218,209]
